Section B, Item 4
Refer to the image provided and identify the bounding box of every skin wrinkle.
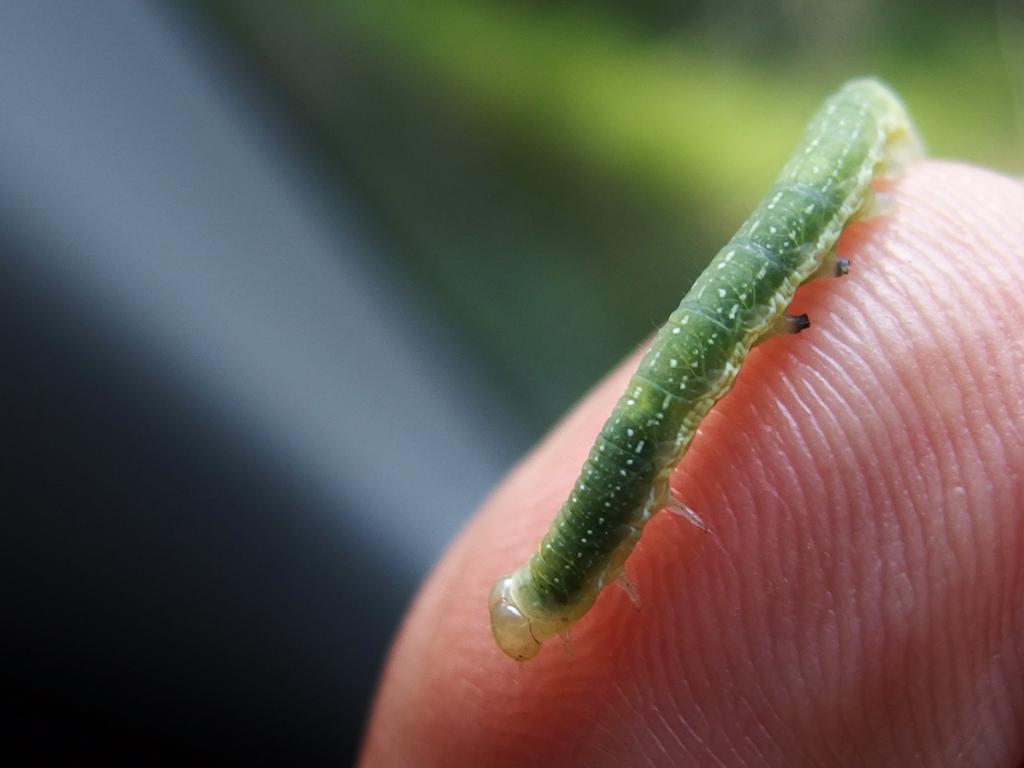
[734,434,817,759]
[641,527,716,759]
[847,276,950,765]
[806,286,937,753]
[587,717,636,767]
[909,207,1019,473]
[888,240,988,638]
[830,284,936,519]
[790,301,905,493]
[872,276,958,512]
[738,542,807,764]
[979,658,1012,764]
[782,364,872,765]
[700,492,793,766]
[707,464,788,762]
[843,268,946,765]
[894,199,1008,762]
[1003,446,1024,741]
[798,360,913,765]
[627,651,699,768]
[362,163,1024,767]
[1007,560,1024,745]
[903,172,1019,761]
[978,450,1019,757]
[989,556,1020,752]
[664,606,735,768]
[786,350,901,765]
[782,165,1007,761]
[983,337,1023,452]
[654,522,752,767]
[958,709,995,767]
[628,549,726,768]
[754,430,842,761]
[915,184,1000,290]
[795,350,907,533]
[764,372,842,764]
[753,382,839,765]
[712,286,937,765]
[638,523,726,764]
[674,389,829,766]
[951,457,993,757]
[873,246,961,763]
[831,165,991,761]
[606,682,663,768]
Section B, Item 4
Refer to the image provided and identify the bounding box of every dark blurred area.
[3,0,1020,763]
[2,1,518,762]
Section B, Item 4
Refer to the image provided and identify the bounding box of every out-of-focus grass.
[203,0,1022,431]
[336,0,1019,213]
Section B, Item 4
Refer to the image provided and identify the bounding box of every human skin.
[360,161,1024,767]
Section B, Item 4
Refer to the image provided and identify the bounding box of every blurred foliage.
[200,0,1022,434]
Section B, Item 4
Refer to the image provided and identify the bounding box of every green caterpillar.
[490,78,923,661]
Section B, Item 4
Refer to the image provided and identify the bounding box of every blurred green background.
[201,0,1022,437]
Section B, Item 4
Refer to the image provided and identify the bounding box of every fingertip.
[362,161,1024,767]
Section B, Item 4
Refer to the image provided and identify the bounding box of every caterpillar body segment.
[491,78,922,661]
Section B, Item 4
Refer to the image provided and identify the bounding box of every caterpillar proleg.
[490,78,922,661]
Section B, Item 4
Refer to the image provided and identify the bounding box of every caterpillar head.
[489,576,542,661]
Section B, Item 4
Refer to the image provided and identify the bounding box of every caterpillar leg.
[756,311,811,347]
[810,250,850,280]
[854,186,894,221]
[753,311,812,349]
[665,495,710,532]
[616,574,642,608]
